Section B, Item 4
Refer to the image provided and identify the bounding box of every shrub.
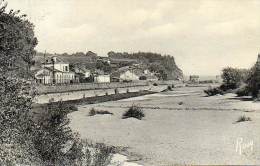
[236,115,252,123]
[178,101,183,105]
[89,108,113,116]
[221,67,249,90]
[76,140,116,166]
[122,105,145,120]
[58,136,116,166]
[139,76,147,80]
[236,85,251,97]
[153,83,158,86]
[167,85,173,91]
[68,105,78,112]
[204,87,224,96]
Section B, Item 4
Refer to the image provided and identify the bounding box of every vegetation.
[236,115,252,123]
[167,85,173,91]
[0,3,40,165]
[89,108,113,116]
[220,65,260,98]
[204,67,251,97]
[221,67,249,90]
[178,101,184,105]
[236,84,251,97]
[108,51,183,80]
[244,65,259,98]
[96,60,111,73]
[204,87,224,96]
[122,105,145,120]
[0,4,114,165]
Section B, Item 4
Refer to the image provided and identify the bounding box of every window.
[65,66,68,71]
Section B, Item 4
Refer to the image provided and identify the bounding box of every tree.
[0,3,40,165]
[221,67,248,90]
[0,3,114,165]
[96,60,111,73]
[0,4,37,78]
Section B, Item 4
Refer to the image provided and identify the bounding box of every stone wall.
[36,80,180,94]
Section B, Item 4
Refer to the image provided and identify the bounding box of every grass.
[89,108,113,116]
[236,115,252,123]
[79,140,117,166]
[122,105,145,120]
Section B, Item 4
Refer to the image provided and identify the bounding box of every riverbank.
[69,86,260,165]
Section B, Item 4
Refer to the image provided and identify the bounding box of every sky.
[6,0,260,76]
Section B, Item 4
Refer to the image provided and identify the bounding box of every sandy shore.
[69,86,260,165]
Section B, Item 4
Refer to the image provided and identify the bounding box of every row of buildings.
[33,56,158,85]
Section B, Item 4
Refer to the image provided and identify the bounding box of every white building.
[94,74,110,83]
[74,66,91,78]
[119,70,139,81]
[111,66,158,82]
[35,56,75,84]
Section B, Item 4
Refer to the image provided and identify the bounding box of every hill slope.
[108,51,183,80]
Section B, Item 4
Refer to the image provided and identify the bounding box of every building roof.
[44,56,69,64]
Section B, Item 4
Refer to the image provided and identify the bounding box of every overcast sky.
[6,0,260,75]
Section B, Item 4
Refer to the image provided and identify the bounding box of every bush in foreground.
[122,105,145,120]
[204,87,224,96]
[236,84,251,97]
[236,115,252,123]
[34,102,115,165]
[89,108,113,116]
[0,4,113,165]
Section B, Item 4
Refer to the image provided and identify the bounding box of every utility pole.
[43,50,46,84]
[51,57,55,84]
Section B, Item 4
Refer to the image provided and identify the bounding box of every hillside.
[34,51,98,70]
[34,51,184,80]
[108,51,184,80]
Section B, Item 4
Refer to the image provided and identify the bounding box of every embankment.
[35,81,182,104]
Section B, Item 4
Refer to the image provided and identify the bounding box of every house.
[94,74,110,83]
[93,69,110,83]
[111,66,158,82]
[111,66,139,82]
[73,66,91,82]
[35,56,76,84]
[189,75,199,83]
[97,56,111,64]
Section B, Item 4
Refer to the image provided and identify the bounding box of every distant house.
[93,69,110,83]
[35,56,76,84]
[189,75,199,83]
[111,66,158,82]
[97,56,111,64]
[34,67,52,84]
[94,74,110,83]
[111,66,139,82]
[73,66,91,82]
